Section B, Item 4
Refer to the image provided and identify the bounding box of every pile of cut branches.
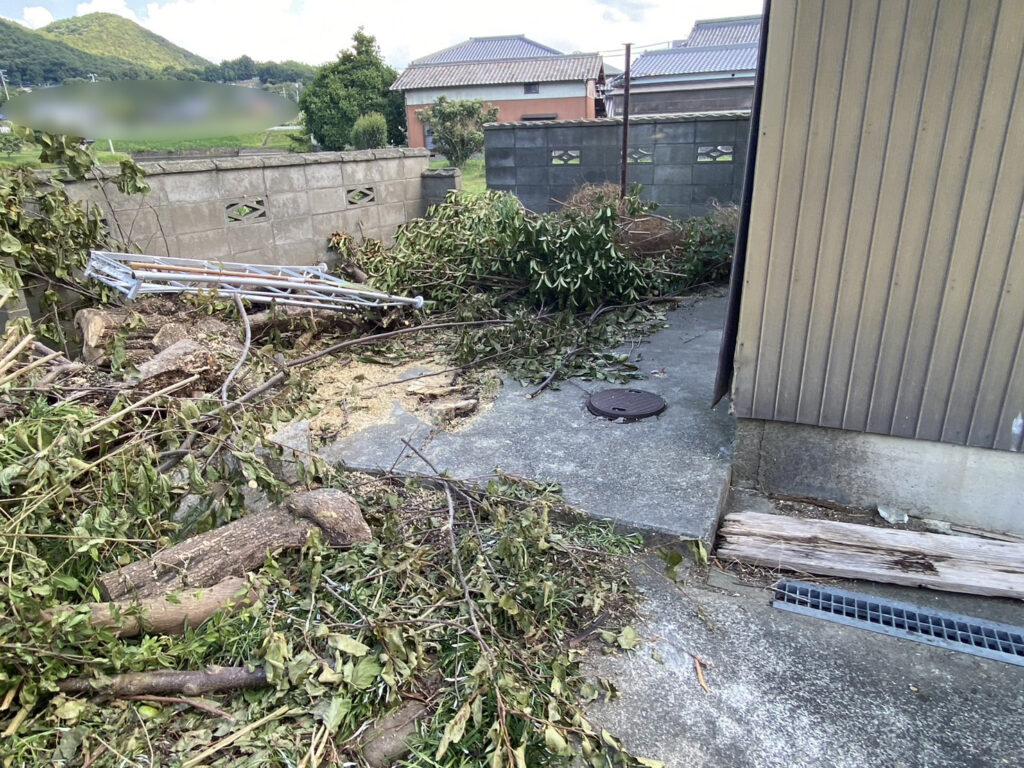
[329,187,736,390]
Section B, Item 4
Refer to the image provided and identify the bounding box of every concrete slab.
[586,556,1024,768]
[317,294,735,542]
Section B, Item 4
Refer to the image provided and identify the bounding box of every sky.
[0,0,762,70]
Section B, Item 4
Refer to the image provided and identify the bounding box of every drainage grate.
[773,580,1024,667]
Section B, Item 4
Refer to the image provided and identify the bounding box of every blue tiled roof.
[686,16,762,47]
[392,54,602,90]
[411,35,563,65]
[629,43,758,78]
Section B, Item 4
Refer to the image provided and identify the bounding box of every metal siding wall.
[733,0,1024,451]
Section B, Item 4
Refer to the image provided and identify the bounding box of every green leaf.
[617,626,640,650]
[54,698,87,723]
[312,695,350,733]
[350,655,381,690]
[0,231,21,253]
[685,538,709,567]
[498,593,519,615]
[328,634,370,657]
[544,725,568,754]
[436,698,473,759]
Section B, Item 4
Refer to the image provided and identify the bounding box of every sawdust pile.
[307,357,501,443]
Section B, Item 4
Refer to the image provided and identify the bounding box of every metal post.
[619,43,632,199]
[0,70,9,102]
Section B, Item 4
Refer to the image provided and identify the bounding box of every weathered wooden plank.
[717,511,1024,600]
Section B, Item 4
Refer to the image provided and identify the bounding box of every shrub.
[350,112,388,149]
[0,133,22,157]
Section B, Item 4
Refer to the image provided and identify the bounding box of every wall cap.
[484,110,751,129]
[34,147,431,181]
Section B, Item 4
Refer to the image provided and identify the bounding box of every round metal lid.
[587,388,667,421]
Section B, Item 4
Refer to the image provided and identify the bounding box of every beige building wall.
[733,0,1024,452]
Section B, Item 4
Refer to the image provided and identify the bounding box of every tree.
[298,30,405,150]
[416,97,498,168]
[351,113,387,149]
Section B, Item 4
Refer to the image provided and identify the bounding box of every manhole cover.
[587,388,666,421]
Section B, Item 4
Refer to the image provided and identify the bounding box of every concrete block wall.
[484,112,749,220]
[63,148,431,266]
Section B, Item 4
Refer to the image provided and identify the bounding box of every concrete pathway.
[319,294,734,542]
[587,555,1024,768]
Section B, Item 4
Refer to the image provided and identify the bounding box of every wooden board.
[717,511,1024,600]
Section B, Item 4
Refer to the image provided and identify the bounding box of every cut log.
[287,488,373,544]
[43,576,255,637]
[75,305,230,365]
[58,665,268,697]
[717,511,1024,600]
[99,490,371,600]
[247,305,358,334]
[359,701,429,768]
[132,339,219,389]
[427,399,478,419]
[407,382,470,400]
[75,307,154,366]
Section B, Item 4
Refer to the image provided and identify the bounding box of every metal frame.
[86,251,424,311]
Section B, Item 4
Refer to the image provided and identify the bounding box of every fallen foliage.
[330,188,736,389]
[0,140,734,768]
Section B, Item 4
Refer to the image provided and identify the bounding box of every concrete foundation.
[733,419,1024,537]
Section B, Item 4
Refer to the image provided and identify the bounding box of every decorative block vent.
[697,145,734,162]
[627,148,653,164]
[225,199,267,223]
[346,186,376,206]
[550,150,581,165]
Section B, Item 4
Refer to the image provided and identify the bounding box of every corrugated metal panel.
[631,44,759,78]
[411,36,562,65]
[687,16,763,47]
[733,0,1024,451]
[392,54,602,91]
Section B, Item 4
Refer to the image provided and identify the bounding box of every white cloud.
[87,0,762,68]
[18,5,55,28]
[75,0,139,21]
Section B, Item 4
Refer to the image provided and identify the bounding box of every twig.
[221,294,252,406]
[80,741,108,768]
[125,695,237,722]
[0,333,35,374]
[527,304,609,399]
[398,439,514,756]
[0,704,30,737]
[181,704,291,768]
[286,318,516,368]
[81,375,200,438]
[692,654,711,694]
[0,350,64,387]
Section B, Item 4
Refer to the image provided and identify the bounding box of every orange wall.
[405,95,595,149]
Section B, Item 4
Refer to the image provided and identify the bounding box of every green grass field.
[431,156,486,195]
[0,130,298,169]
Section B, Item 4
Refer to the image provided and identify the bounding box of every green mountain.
[41,13,210,72]
[0,17,145,86]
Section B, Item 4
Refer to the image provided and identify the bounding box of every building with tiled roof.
[392,35,606,149]
[607,15,761,117]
